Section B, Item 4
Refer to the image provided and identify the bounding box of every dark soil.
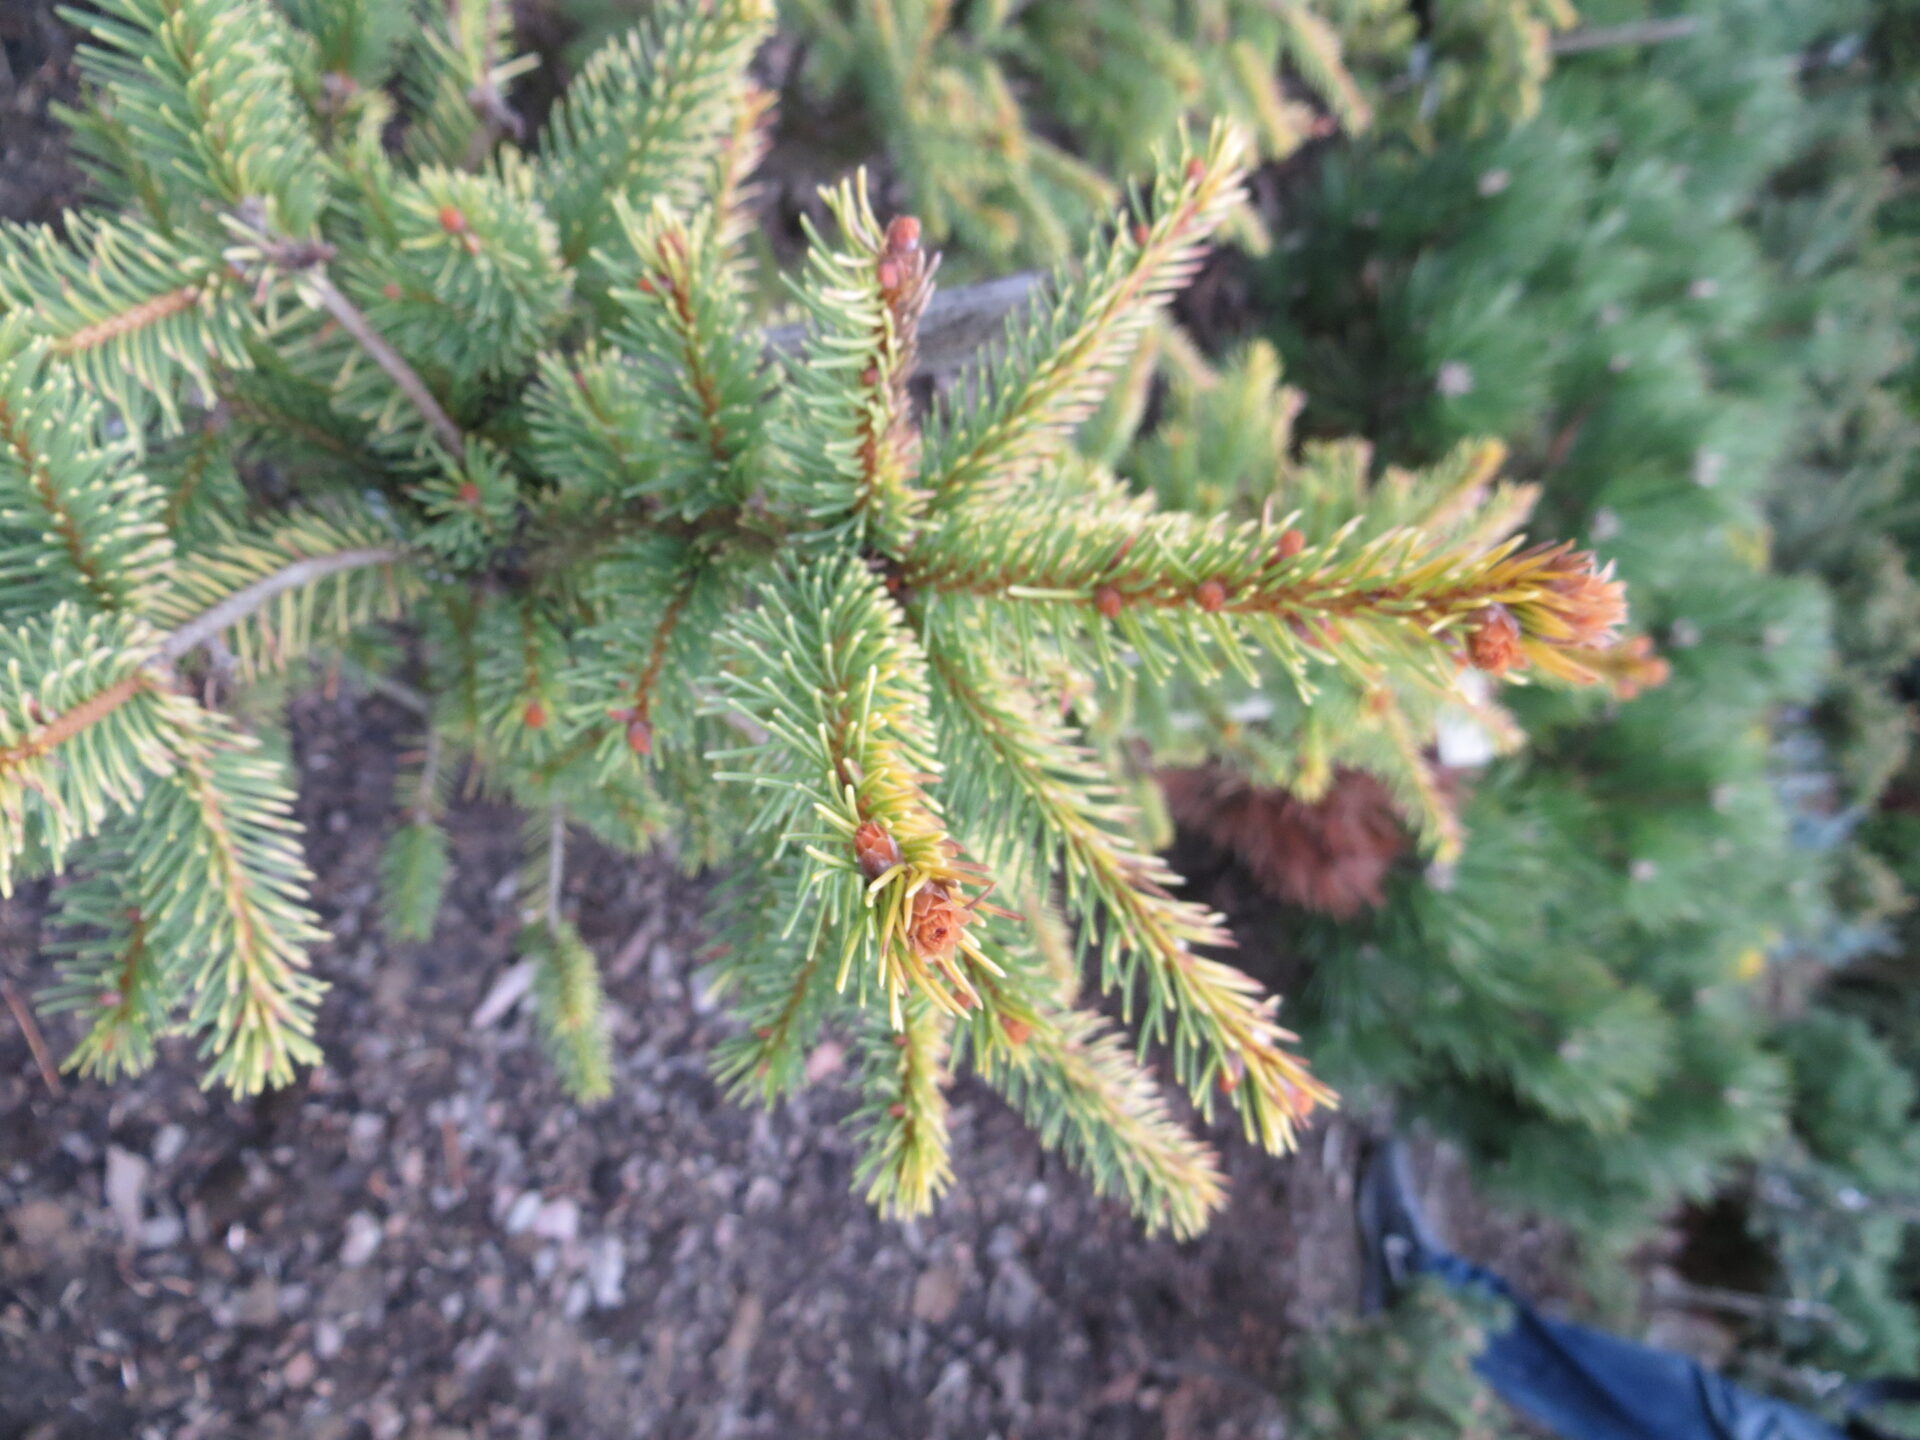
[0,5,81,227]
[3,690,1374,1440]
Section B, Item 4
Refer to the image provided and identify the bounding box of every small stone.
[105,1146,149,1241]
[7,1199,70,1248]
[152,1124,189,1167]
[912,1261,965,1325]
[140,1213,184,1251]
[586,1236,626,1309]
[315,1319,345,1359]
[284,1351,317,1390]
[237,1275,281,1327]
[503,1191,541,1235]
[530,1196,578,1243]
[562,1278,591,1321]
[743,1175,782,1214]
[987,1258,1044,1329]
[339,1211,383,1268]
[347,1113,386,1160]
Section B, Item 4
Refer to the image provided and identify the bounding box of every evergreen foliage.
[1283,1278,1528,1440]
[1253,0,1873,1235]
[2,0,1632,1230]
[770,0,1574,268]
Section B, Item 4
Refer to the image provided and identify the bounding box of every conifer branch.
[711,559,1004,1025]
[0,214,254,431]
[0,608,178,893]
[976,999,1228,1239]
[158,711,327,1096]
[0,317,172,617]
[539,0,775,268]
[851,995,955,1219]
[69,0,329,236]
[929,642,1331,1151]
[40,855,172,1083]
[158,542,408,663]
[604,200,765,515]
[773,175,935,552]
[908,487,1629,689]
[924,124,1248,511]
[299,271,466,453]
[403,0,536,170]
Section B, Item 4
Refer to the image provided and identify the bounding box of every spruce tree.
[1,0,1629,1233]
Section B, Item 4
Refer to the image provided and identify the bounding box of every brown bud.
[637,276,656,295]
[627,718,654,755]
[1185,157,1206,182]
[524,699,548,729]
[876,258,902,292]
[1465,604,1526,676]
[908,884,967,961]
[884,215,921,253]
[888,1103,907,1119]
[852,820,904,881]
[1001,1017,1032,1046]
[438,204,469,235]
[382,281,403,301]
[1131,222,1151,246]
[1196,580,1228,613]
[456,480,481,506]
[860,365,881,388]
[1094,585,1125,620]
[1276,528,1306,560]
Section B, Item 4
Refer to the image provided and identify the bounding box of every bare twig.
[1552,17,1702,55]
[159,547,406,662]
[362,672,433,716]
[764,270,1043,381]
[302,272,467,454]
[3,979,63,1096]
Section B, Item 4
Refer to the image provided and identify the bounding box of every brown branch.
[634,581,696,722]
[157,546,406,662]
[0,672,151,774]
[1551,17,1701,54]
[2,980,63,1096]
[53,286,203,355]
[301,272,466,454]
[0,395,117,607]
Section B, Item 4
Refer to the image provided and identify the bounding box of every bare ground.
[5,690,1376,1440]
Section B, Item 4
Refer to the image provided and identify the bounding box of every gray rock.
[339,1211,383,1268]
[530,1196,578,1243]
[586,1236,626,1310]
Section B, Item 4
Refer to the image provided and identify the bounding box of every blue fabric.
[1420,1250,1846,1440]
